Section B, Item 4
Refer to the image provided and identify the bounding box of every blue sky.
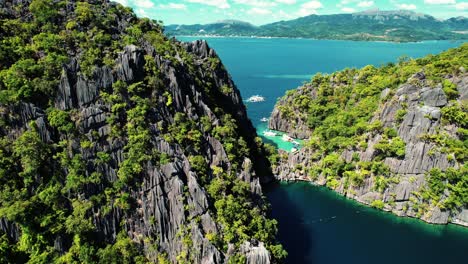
[113,0,468,25]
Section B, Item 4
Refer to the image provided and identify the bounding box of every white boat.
[282,134,293,142]
[292,140,300,146]
[263,131,277,137]
[246,95,265,103]
[260,117,269,122]
[291,148,298,153]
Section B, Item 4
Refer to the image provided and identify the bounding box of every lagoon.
[178,37,468,263]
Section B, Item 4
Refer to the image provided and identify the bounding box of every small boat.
[260,117,269,122]
[282,134,293,142]
[291,148,298,153]
[263,130,277,137]
[292,140,300,146]
[246,95,265,103]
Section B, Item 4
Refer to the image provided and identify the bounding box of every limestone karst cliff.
[270,45,468,226]
[0,0,285,263]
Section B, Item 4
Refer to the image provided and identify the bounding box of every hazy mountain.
[167,19,258,36]
[166,10,468,42]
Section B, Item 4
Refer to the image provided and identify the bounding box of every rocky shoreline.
[269,63,468,227]
[275,172,468,227]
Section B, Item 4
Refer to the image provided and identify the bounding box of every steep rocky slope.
[0,0,285,263]
[270,45,468,226]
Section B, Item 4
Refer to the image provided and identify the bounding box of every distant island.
[166,10,468,42]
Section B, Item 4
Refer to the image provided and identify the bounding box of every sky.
[113,0,468,25]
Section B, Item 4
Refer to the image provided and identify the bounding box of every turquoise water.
[179,37,464,151]
[178,37,468,263]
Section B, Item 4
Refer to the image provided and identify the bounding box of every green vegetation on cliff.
[0,0,284,263]
[271,44,467,222]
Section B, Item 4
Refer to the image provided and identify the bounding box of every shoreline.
[174,34,467,44]
[274,177,468,228]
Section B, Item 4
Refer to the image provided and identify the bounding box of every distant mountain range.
[166,10,468,42]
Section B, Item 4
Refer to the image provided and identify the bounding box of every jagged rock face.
[0,1,278,263]
[269,85,314,140]
[270,69,468,226]
[1,39,270,262]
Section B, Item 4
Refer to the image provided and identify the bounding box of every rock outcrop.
[270,50,468,227]
[0,1,281,263]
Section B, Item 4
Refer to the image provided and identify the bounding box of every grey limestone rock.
[420,87,447,107]
[270,71,468,226]
[1,35,276,262]
[239,241,271,264]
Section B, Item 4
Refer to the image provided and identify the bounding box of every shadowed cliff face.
[269,45,468,226]
[0,0,283,263]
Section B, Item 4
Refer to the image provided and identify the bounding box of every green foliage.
[47,108,74,133]
[164,113,203,153]
[65,199,94,235]
[75,1,95,24]
[80,47,101,78]
[345,170,367,187]
[427,169,446,199]
[423,166,468,210]
[442,102,468,128]
[116,96,151,189]
[395,109,407,123]
[207,176,286,260]
[189,155,209,184]
[442,80,459,100]
[443,165,468,210]
[264,143,280,167]
[29,0,58,24]
[370,199,385,210]
[13,124,50,189]
[374,137,406,159]
[220,85,234,95]
[163,91,172,106]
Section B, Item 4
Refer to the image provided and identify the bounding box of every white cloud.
[339,0,355,5]
[136,8,148,17]
[186,0,230,9]
[342,7,356,12]
[275,0,297,4]
[357,1,374,8]
[273,9,295,19]
[397,3,417,10]
[297,1,323,16]
[159,3,187,10]
[113,0,129,5]
[134,0,154,8]
[455,2,468,9]
[424,0,456,4]
[247,7,272,15]
[302,1,323,9]
[233,0,277,7]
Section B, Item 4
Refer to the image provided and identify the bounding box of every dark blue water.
[266,183,468,264]
[179,37,468,263]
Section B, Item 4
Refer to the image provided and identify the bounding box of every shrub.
[47,109,74,133]
[395,109,407,123]
[374,137,406,159]
[30,0,58,24]
[442,80,459,100]
[442,103,467,128]
[371,199,385,210]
